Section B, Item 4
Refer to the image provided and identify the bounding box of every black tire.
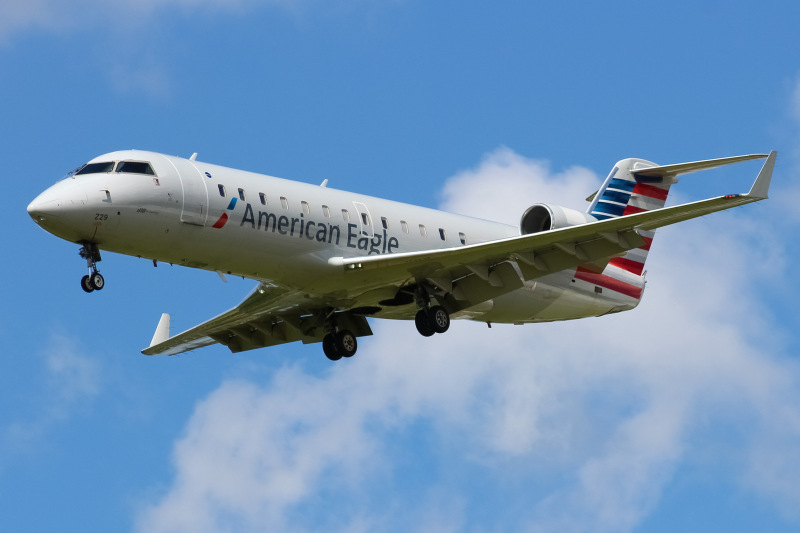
[323,334,341,361]
[415,309,435,337]
[81,275,94,293]
[90,272,105,291]
[335,330,358,358]
[428,305,450,334]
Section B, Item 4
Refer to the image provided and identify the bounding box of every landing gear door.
[173,158,209,226]
[352,201,374,238]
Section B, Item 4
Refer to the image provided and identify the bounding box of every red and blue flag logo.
[212,197,237,229]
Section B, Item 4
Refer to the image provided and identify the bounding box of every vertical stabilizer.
[588,158,669,275]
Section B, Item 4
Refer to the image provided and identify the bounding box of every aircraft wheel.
[90,272,105,291]
[428,305,450,334]
[415,309,435,337]
[323,334,342,361]
[81,275,94,293]
[335,330,358,358]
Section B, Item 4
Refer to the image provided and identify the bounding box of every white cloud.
[137,147,800,532]
[440,146,599,224]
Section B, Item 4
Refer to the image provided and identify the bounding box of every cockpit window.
[75,162,115,175]
[116,161,155,175]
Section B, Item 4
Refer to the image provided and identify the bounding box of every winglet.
[149,313,171,349]
[747,150,777,199]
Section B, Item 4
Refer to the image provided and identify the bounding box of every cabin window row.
[217,185,468,245]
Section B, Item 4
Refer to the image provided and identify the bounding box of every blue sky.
[3,1,800,531]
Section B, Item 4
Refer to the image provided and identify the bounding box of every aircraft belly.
[475,276,632,323]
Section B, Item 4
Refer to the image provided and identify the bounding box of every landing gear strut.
[79,242,104,293]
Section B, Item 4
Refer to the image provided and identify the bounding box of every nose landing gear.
[79,243,105,293]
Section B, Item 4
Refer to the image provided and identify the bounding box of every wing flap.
[142,282,375,356]
[143,284,323,356]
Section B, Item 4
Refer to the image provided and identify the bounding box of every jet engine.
[520,204,597,234]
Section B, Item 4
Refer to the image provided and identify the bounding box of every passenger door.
[173,158,209,226]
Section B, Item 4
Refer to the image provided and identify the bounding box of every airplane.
[27,149,776,361]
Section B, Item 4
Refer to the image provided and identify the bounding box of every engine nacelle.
[520,204,597,234]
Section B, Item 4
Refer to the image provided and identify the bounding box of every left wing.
[142,283,372,356]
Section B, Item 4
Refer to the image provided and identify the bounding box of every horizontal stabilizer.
[632,153,768,180]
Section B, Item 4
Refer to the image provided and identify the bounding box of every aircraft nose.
[27,193,56,221]
[28,180,91,241]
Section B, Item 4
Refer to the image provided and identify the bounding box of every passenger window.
[76,162,115,175]
[259,193,267,205]
[361,213,370,226]
[381,217,388,230]
[116,161,155,175]
[238,188,246,201]
[342,209,351,222]
[322,205,331,218]
[439,228,446,241]
[419,224,427,237]
[301,201,310,215]
[218,184,226,197]
[280,197,289,210]
[401,221,409,234]
[459,232,467,245]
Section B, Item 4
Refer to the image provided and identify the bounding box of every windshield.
[72,160,157,177]
[116,161,155,175]
[75,161,115,175]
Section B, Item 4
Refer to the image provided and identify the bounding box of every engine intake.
[520,204,597,234]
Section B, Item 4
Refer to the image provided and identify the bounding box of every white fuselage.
[28,150,642,324]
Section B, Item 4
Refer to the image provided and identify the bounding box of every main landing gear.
[321,310,359,361]
[322,330,358,361]
[79,242,105,293]
[415,305,450,337]
[413,286,451,337]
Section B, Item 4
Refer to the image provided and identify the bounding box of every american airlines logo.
[211,198,237,229]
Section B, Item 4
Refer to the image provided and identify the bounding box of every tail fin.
[587,153,768,276]
[587,158,665,275]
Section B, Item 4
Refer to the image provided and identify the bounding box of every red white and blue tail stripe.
[587,158,672,285]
